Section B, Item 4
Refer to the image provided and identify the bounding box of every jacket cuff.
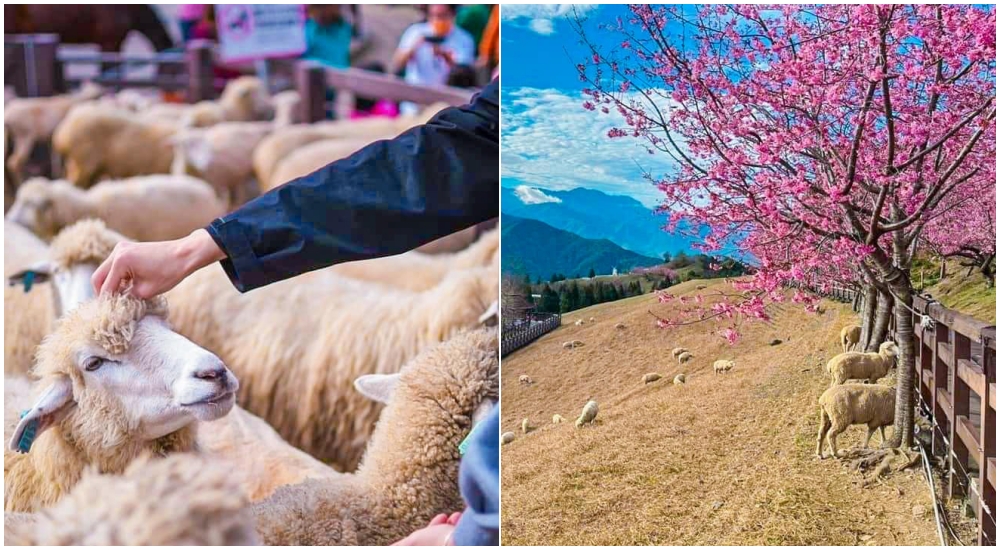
[452,509,496,546]
[205,218,263,293]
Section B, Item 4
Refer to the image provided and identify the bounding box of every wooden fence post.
[949,330,971,498]
[295,61,327,123]
[933,322,950,456]
[185,40,214,102]
[30,34,63,95]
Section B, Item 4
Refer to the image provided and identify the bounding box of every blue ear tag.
[17,410,39,453]
[22,271,36,293]
[458,421,484,456]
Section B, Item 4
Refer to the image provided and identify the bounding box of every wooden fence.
[913,294,996,545]
[502,313,561,358]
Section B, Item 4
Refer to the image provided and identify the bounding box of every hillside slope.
[501,279,939,545]
[501,214,661,279]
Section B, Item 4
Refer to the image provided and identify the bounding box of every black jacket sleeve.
[204,78,499,293]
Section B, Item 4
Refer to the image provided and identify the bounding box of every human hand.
[391,512,462,546]
[91,229,225,298]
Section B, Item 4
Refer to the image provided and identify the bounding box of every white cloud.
[514,185,563,204]
[502,86,682,207]
[500,4,598,35]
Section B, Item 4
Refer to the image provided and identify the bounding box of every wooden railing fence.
[502,313,561,358]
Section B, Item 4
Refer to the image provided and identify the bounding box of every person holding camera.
[392,4,475,115]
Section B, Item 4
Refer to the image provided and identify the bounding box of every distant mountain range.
[501,214,662,279]
[500,186,701,258]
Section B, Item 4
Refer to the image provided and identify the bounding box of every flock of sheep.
[3,78,500,545]
[817,324,900,459]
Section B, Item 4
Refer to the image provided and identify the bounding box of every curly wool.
[816,383,895,458]
[250,328,498,545]
[47,218,123,270]
[4,454,258,545]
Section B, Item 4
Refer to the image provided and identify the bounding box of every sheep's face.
[879,341,899,357]
[11,295,239,453]
[223,77,274,120]
[7,179,60,239]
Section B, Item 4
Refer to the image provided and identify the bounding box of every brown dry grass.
[500,279,940,545]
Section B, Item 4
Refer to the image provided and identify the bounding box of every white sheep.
[840,324,862,353]
[642,372,662,384]
[519,374,533,385]
[7,176,225,242]
[4,82,103,185]
[672,347,688,358]
[574,319,585,326]
[249,328,498,545]
[142,76,275,128]
[816,383,895,459]
[576,400,599,427]
[615,322,627,330]
[673,373,686,385]
[501,431,516,444]
[677,351,694,365]
[827,341,898,386]
[589,317,595,322]
[4,292,239,513]
[3,454,259,545]
[52,103,178,189]
[713,359,735,374]
[521,418,531,433]
[331,226,499,291]
[169,91,301,207]
[552,414,565,424]
[4,219,48,275]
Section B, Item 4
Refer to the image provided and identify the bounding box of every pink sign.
[216,4,306,63]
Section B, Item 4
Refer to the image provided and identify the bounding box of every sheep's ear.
[354,373,401,405]
[6,261,53,293]
[9,376,74,453]
[478,301,499,325]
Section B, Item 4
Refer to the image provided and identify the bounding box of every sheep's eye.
[84,357,106,372]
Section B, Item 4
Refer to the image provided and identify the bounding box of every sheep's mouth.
[181,390,236,408]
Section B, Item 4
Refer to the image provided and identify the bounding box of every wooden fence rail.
[502,313,561,358]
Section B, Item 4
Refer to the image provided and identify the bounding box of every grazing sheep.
[713,359,735,374]
[672,347,688,358]
[518,374,533,385]
[552,414,565,424]
[143,76,275,128]
[4,293,238,512]
[7,176,225,242]
[265,138,375,192]
[827,341,898,386]
[575,400,599,427]
[53,104,177,189]
[331,226,499,291]
[678,351,694,365]
[169,91,301,207]
[521,418,531,433]
[840,324,862,353]
[4,82,103,185]
[816,383,895,459]
[642,373,662,384]
[589,317,595,322]
[249,328,498,545]
[615,322,626,330]
[673,374,686,385]
[4,220,121,376]
[501,432,515,444]
[574,319,585,326]
[4,454,259,545]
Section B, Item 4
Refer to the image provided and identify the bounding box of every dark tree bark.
[869,288,893,351]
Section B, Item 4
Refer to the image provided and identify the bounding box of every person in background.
[392,4,474,115]
[350,62,400,120]
[456,4,492,46]
[176,4,206,43]
[303,4,353,70]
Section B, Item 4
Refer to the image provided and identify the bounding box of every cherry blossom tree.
[574,4,996,447]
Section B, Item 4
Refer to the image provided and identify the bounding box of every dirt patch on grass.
[501,279,940,545]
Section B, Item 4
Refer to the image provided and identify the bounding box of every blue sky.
[500,4,678,207]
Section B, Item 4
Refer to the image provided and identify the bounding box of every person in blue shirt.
[91,79,501,545]
[302,4,353,69]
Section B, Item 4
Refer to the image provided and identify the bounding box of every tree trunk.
[868,289,892,351]
[980,253,995,287]
[939,258,946,279]
[859,285,877,349]
[887,281,915,449]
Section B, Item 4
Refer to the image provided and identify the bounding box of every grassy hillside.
[501,214,661,279]
[912,256,995,322]
[501,279,940,545]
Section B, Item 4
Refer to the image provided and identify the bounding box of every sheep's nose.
[193,364,227,381]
